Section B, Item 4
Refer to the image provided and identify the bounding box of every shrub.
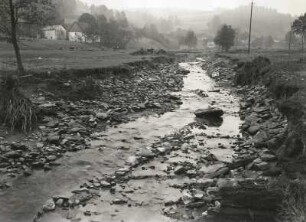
[278,179,306,222]
[0,75,37,132]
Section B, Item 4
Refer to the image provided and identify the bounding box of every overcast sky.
[82,0,305,15]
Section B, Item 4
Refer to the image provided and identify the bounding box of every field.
[0,40,153,73]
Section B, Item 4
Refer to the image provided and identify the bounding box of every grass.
[0,75,37,132]
[0,40,154,73]
[278,179,306,222]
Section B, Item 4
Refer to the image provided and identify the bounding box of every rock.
[47,133,60,144]
[112,198,127,205]
[209,167,230,179]
[46,155,57,162]
[255,161,269,171]
[260,153,277,162]
[138,149,156,158]
[36,143,44,149]
[10,143,28,151]
[55,198,64,207]
[247,125,260,135]
[4,151,22,159]
[212,179,282,221]
[195,108,224,118]
[96,112,108,120]
[100,181,112,188]
[23,167,32,176]
[195,178,215,188]
[182,189,193,205]
[176,68,190,75]
[174,166,186,175]
[43,199,56,212]
[229,155,256,169]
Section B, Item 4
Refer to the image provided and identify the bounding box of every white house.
[68,22,101,43]
[42,25,66,40]
[68,22,88,42]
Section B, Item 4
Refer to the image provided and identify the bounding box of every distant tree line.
[78,11,131,49]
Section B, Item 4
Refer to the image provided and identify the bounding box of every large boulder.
[195,108,224,118]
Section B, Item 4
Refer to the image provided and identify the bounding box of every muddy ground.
[0,52,291,222]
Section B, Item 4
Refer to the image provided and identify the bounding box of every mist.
[82,0,305,16]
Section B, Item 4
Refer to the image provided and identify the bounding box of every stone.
[182,189,193,205]
[138,149,156,158]
[47,133,60,144]
[206,167,230,179]
[23,167,32,176]
[260,153,277,162]
[36,143,44,149]
[43,199,56,212]
[174,166,186,175]
[195,108,224,118]
[195,179,215,188]
[46,155,57,161]
[112,198,127,205]
[55,198,64,207]
[247,125,260,135]
[10,143,28,151]
[100,181,112,188]
[4,151,22,159]
[96,112,108,120]
[255,161,269,171]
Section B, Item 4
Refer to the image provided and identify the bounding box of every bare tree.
[0,0,55,75]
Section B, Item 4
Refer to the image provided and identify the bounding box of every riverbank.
[0,54,187,190]
[1,51,303,222]
[208,50,306,222]
[28,52,285,222]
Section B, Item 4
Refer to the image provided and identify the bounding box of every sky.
[82,0,305,15]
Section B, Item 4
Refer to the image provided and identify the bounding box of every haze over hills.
[59,0,295,46]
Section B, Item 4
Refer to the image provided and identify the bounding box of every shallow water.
[0,61,241,222]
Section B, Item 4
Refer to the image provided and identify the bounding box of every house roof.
[68,22,89,33]
[42,25,65,31]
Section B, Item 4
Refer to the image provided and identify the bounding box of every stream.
[0,60,241,222]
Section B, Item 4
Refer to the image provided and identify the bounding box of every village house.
[68,22,101,43]
[42,25,66,40]
[68,22,88,42]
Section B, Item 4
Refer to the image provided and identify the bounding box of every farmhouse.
[68,22,88,42]
[42,25,66,40]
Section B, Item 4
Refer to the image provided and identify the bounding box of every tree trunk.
[302,32,304,52]
[8,0,25,75]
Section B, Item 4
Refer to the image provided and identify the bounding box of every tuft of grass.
[278,179,306,222]
[0,75,37,132]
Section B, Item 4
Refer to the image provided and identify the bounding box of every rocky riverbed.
[0,54,288,222]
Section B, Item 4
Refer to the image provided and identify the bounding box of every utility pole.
[288,29,292,52]
[248,1,254,54]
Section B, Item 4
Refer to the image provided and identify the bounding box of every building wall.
[55,28,67,40]
[68,32,86,42]
[43,26,66,40]
[44,30,56,40]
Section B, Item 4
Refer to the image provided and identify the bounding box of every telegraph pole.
[288,29,292,52]
[248,1,254,54]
